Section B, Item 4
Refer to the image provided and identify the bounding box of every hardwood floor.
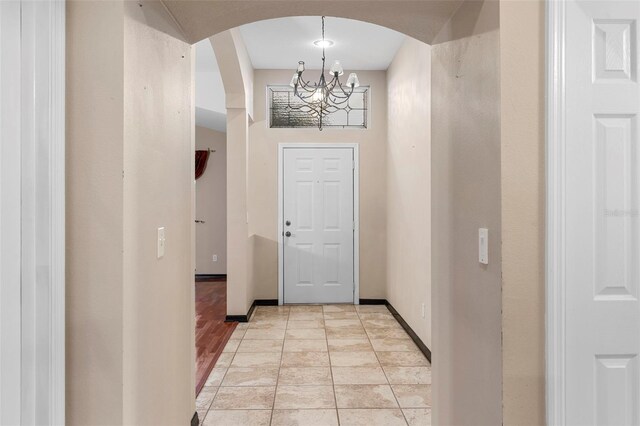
[195,278,237,395]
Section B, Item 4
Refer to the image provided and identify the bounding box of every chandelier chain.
[321,16,326,75]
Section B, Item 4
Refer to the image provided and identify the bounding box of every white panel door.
[0,1,23,424]
[565,1,640,424]
[0,1,65,424]
[283,147,355,304]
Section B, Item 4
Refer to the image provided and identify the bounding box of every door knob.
[285,231,292,237]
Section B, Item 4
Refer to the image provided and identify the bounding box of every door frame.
[546,0,566,423]
[0,0,66,423]
[277,143,360,305]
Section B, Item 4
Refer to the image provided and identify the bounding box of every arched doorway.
[189,4,501,426]
[162,1,460,45]
[63,2,544,423]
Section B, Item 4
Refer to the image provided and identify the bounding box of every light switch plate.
[157,227,166,259]
[479,228,488,265]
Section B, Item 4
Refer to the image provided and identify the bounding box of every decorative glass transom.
[268,85,369,129]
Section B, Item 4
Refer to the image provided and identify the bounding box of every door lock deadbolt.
[285,220,291,226]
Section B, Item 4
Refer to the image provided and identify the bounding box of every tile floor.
[196,304,431,426]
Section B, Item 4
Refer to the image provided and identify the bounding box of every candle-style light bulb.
[330,60,344,76]
[289,73,299,88]
[346,72,360,88]
[312,88,324,103]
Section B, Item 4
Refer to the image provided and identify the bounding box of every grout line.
[361,305,410,425]
[267,309,286,426]
[197,386,218,425]
[323,305,340,425]
[368,309,409,425]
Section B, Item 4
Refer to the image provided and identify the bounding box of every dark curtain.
[195,150,210,180]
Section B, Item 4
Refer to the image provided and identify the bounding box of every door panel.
[565,1,640,424]
[0,2,23,423]
[283,147,354,304]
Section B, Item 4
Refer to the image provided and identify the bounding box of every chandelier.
[289,16,360,130]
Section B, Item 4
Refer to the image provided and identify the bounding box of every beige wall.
[67,1,195,424]
[431,1,503,425]
[500,1,546,424]
[66,1,125,423]
[212,30,255,315]
[386,38,432,348]
[122,3,193,424]
[195,126,227,274]
[247,69,388,300]
[226,107,251,314]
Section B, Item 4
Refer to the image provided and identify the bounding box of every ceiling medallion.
[289,16,360,131]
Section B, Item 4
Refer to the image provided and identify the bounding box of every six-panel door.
[282,147,355,304]
[565,1,640,424]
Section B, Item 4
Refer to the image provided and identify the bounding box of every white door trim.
[277,143,360,305]
[1,2,24,423]
[546,0,567,423]
[0,1,65,423]
[50,2,66,422]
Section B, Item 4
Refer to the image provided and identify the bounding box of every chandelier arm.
[335,78,356,97]
[296,74,312,87]
[293,90,324,106]
[327,94,351,105]
[294,85,320,100]
[296,86,317,95]
[329,89,351,100]
[325,76,339,94]
[296,78,317,93]
[295,86,321,100]
[327,98,351,107]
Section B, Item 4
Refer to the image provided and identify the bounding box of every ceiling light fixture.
[290,16,360,131]
[313,39,334,48]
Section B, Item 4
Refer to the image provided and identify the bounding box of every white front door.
[282,147,355,304]
[564,1,640,423]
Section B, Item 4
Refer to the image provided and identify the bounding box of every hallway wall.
[211,30,254,316]
[195,126,227,275]
[500,1,546,423]
[66,1,125,423]
[386,37,432,349]
[66,1,195,424]
[247,69,389,301]
[431,1,502,425]
[121,2,194,424]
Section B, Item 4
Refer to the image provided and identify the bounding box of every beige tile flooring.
[197,304,431,426]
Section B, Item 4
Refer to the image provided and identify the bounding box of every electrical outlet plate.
[157,227,166,259]
[479,228,488,265]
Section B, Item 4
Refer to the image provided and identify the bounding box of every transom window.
[268,85,369,129]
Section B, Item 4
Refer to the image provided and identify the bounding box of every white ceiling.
[239,16,406,70]
[194,16,406,132]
